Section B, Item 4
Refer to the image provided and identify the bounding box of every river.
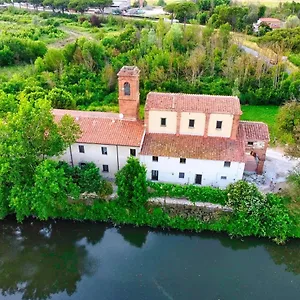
[1,218,300,300]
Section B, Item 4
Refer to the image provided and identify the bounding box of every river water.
[1,218,300,300]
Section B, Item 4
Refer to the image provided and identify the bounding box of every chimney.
[117,66,140,120]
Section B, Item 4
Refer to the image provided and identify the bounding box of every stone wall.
[147,197,233,222]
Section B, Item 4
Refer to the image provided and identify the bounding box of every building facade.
[54,66,269,187]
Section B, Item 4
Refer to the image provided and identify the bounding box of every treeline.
[11,0,113,13]
[165,0,300,34]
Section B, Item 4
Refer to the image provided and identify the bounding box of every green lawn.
[241,105,279,143]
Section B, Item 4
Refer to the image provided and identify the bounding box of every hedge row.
[148,182,227,205]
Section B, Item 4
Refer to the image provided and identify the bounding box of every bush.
[90,15,101,27]
[57,162,110,196]
[226,180,292,242]
[115,157,147,207]
[148,182,227,205]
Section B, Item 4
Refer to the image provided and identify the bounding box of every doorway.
[195,174,202,185]
[151,170,159,181]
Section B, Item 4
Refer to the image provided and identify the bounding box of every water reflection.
[117,226,149,248]
[0,218,105,300]
[266,240,300,275]
[1,219,300,300]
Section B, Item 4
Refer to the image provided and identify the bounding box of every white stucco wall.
[208,114,233,138]
[179,112,206,136]
[148,110,177,134]
[57,143,140,178]
[139,155,245,188]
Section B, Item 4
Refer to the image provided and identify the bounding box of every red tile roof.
[240,121,270,142]
[140,131,245,162]
[145,92,242,115]
[53,109,145,147]
[259,18,281,22]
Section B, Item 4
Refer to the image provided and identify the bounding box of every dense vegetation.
[0,7,299,116]
[0,6,299,244]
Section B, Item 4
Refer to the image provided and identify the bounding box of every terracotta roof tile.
[259,18,281,22]
[145,92,242,115]
[53,109,144,147]
[240,121,269,142]
[140,131,245,162]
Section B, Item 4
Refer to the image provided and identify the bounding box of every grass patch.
[241,105,279,143]
[0,64,35,79]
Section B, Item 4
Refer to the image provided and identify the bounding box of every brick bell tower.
[117,66,140,120]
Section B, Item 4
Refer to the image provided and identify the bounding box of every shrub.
[90,15,101,27]
[226,180,291,242]
[115,157,147,207]
[148,182,227,205]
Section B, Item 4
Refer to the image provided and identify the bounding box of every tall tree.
[174,1,198,29]
[0,98,81,220]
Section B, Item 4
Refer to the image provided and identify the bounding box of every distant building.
[54,66,269,188]
[253,17,283,32]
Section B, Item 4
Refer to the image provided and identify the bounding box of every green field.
[241,105,279,142]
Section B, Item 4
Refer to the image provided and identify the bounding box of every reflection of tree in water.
[266,241,300,275]
[117,226,149,248]
[0,219,106,300]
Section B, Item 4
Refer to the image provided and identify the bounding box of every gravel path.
[244,147,299,193]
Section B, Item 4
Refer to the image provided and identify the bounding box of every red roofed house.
[253,17,283,32]
[54,66,269,187]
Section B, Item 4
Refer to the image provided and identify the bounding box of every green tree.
[91,0,113,15]
[258,5,266,18]
[47,87,76,109]
[174,1,198,28]
[115,157,147,207]
[31,160,80,220]
[165,3,177,24]
[43,48,65,73]
[0,98,81,221]
[68,0,89,13]
[277,100,300,157]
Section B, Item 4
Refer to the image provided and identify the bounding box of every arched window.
[124,82,130,96]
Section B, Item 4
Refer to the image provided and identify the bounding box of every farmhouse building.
[54,66,269,188]
[253,17,283,32]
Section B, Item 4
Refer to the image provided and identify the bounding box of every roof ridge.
[148,91,239,98]
[240,120,268,125]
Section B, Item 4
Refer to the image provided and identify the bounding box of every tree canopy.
[277,101,300,157]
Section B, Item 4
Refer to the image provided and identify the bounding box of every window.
[179,172,185,179]
[101,147,107,155]
[189,119,195,128]
[216,121,223,130]
[152,156,158,162]
[195,174,202,185]
[79,162,86,168]
[102,165,109,173]
[124,82,130,96]
[130,149,136,157]
[160,118,166,127]
[248,141,254,146]
[180,158,186,164]
[151,170,159,181]
[79,145,85,153]
[221,176,227,180]
[224,161,231,168]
